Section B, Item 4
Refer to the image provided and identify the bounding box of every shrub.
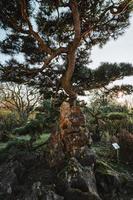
[13,119,43,136]
[0,111,20,141]
[12,118,45,148]
[119,129,133,164]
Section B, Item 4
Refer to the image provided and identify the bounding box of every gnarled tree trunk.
[46,101,91,167]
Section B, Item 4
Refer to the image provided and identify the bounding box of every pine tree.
[0,0,133,101]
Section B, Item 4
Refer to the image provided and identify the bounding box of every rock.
[119,173,133,200]
[75,146,96,168]
[56,158,101,200]
[29,185,64,200]
[24,188,64,200]
[95,160,121,199]
[95,160,133,199]
[45,132,65,168]
[42,190,64,200]
[60,103,89,156]
[64,188,93,200]
[0,160,25,199]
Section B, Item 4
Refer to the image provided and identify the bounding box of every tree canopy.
[0,0,133,99]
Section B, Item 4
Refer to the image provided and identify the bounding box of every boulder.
[56,158,101,200]
[26,185,64,200]
[0,160,25,199]
[75,146,96,168]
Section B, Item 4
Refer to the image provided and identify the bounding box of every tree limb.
[20,0,53,55]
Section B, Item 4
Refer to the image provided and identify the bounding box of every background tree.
[85,86,133,142]
[0,0,133,101]
[0,82,40,123]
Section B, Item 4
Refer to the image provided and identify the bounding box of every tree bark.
[60,0,81,99]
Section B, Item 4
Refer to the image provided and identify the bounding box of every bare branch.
[0,82,40,121]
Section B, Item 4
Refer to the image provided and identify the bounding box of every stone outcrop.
[56,157,101,200]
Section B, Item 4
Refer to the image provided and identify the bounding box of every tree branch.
[81,0,132,39]
[20,0,53,55]
[40,47,68,71]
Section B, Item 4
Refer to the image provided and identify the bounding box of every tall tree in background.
[0,0,133,101]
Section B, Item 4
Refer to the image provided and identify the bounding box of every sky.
[90,16,133,86]
[91,17,133,68]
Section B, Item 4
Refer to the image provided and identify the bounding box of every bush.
[119,129,133,164]
[12,117,45,148]
[0,110,20,141]
[13,119,43,136]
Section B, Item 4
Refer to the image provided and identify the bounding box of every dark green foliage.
[109,85,133,95]
[13,99,59,143]
[0,0,132,98]
[0,0,131,50]
[13,119,43,137]
[73,63,133,94]
[1,61,133,99]
[35,99,60,131]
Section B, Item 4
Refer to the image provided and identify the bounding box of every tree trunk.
[46,101,91,168]
[61,50,77,99]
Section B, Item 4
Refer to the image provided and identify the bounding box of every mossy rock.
[56,158,101,200]
[95,160,133,199]
[95,160,118,176]
[95,160,120,199]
